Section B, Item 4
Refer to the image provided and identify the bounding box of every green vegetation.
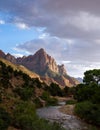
[75,101,100,125]
[0,60,66,129]
[46,83,64,96]
[74,69,100,126]
[66,99,77,105]
[14,87,34,101]
[0,107,11,130]
[12,101,65,130]
[41,91,58,106]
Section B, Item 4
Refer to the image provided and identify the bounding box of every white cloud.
[15,22,29,29]
[0,20,5,24]
[15,35,72,60]
[64,61,100,78]
[1,0,100,77]
[12,53,23,58]
[13,47,30,55]
[68,12,100,31]
[15,36,100,78]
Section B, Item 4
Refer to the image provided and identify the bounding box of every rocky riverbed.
[37,105,90,130]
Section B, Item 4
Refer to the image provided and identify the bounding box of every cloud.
[16,35,100,62]
[15,35,72,59]
[15,34,100,78]
[0,19,5,24]
[67,12,100,31]
[1,0,100,77]
[1,0,100,39]
[15,22,29,29]
[64,61,100,77]
[12,53,23,58]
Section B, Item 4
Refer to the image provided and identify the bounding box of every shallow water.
[37,105,90,130]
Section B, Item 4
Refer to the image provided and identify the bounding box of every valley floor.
[37,97,99,130]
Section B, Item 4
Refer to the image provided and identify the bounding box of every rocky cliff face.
[0,50,6,58]
[58,64,67,75]
[16,48,67,76]
[0,51,16,64]
[0,49,79,87]
[16,48,79,87]
[6,53,16,64]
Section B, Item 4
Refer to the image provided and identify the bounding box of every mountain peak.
[16,48,67,77]
[34,48,47,57]
[38,48,45,53]
[0,50,6,58]
[0,49,79,87]
[32,48,59,75]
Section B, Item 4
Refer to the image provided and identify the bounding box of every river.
[36,102,92,130]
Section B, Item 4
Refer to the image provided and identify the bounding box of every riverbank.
[37,104,90,130]
[59,104,75,115]
[59,103,100,130]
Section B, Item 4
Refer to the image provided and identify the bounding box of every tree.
[74,83,97,102]
[49,83,63,96]
[83,69,100,85]
[75,101,100,125]
[74,69,100,126]
[0,107,11,130]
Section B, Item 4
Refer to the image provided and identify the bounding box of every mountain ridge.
[16,48,67,76]
[0,48,79,87]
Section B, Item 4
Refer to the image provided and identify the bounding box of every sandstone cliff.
[16,48,79,87]
[0,49,79,87]
[16,48,67,76]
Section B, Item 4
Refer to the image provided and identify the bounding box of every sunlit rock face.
[0,48,79,87]
[16,48,67,76]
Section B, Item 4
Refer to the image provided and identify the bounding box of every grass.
[66,99,77,105]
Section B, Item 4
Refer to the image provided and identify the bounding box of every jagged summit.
[16,48,67,76]
[36,48,46,53]
[0,48,79,87]
[34,48,47,58]
[34,48,67,76]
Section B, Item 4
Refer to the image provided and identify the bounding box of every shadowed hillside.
[0,58,66,130]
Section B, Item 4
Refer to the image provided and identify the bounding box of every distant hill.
[0,48,79,87]
[76,77,83,83]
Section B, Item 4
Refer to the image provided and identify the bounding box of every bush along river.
[37,101,96,130]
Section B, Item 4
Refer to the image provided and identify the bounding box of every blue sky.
[0,22,40,54]
[0,0,100,78]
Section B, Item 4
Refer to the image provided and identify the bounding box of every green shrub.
[74,83,100,103]
[41,91,58,106]
[66,99,77,105]
[0,95,2,103]
[74,101,100,125]
[41,91,50,101]
[13,101,37,129]
[34,97,43,108]
[62,86,69,96]
[13,101,65,130]
[14,87,34,101]
[47,97,58,106]
[91,87,100,104]
[48,83,63,97]
[0,107,11,130]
